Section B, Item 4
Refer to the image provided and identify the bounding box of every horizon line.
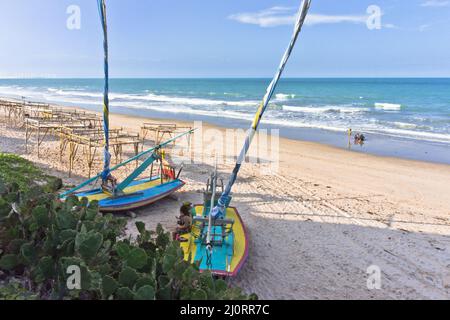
[1,76,450,80]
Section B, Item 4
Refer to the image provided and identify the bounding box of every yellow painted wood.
[82,178,166,202]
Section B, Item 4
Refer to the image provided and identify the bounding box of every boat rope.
[97,0,111,182]
[214,0,312,216]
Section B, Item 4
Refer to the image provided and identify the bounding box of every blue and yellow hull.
[74,177,185,212]
[179,205,248,277]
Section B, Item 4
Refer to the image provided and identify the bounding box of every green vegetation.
[0,154,255,300]
[0,154,62,193]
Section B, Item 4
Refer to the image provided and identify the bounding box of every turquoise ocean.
[1,78,449,164]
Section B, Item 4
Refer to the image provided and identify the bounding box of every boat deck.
[180,205,248,277]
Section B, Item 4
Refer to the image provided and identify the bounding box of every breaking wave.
[374,102,402,111]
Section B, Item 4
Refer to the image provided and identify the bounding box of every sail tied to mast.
[97,0,112,182]
[213,0,312,217]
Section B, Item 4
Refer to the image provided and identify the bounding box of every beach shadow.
[228,192,296,204]
[254,210,450,229]
[230,209,450,300]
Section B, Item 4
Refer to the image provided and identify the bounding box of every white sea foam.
[374,102,402,111]
[136,93,223,106]
[283,105,369,114]
[275,93,296,101]
[394,122,418,129]
[364,128,450,143]
[1,85,449,145]
[53,89,102,98]
[224,92,242,97]
[42,95,102,106]
[115,101,348,132]
[48,89,259,108]
[117,101,253,120]
[128,104,450,143]
[140,93,259,107]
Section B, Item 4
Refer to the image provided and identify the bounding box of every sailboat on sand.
[60,0,194,212]
[179,0,312,277]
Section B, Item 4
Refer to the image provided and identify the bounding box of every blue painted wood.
[75,177,184,211]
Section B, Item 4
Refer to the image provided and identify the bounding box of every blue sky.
[0,0,449,78]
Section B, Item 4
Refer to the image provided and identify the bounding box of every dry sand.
[1,103,449,300]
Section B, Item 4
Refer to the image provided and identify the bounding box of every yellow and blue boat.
[179,181,249,277]
[60,128,193,212]
[73,176,185,213]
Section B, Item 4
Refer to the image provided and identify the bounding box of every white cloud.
[307,14,368,26]
[419,24,431,31]
[420,0,450,7]
[228,6,296,27]
[228,7,393,29]
[383,23,398,29]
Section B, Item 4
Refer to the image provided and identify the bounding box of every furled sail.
[97,0,112,182]
[214,0,312,217]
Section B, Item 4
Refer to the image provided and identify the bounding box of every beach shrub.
[0,155,255,300]
[0,280,37,300]
[0,153,62,193]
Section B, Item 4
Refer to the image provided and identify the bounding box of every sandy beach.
[1,101,449,300]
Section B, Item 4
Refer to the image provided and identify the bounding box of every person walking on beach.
[347,128,352,149]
